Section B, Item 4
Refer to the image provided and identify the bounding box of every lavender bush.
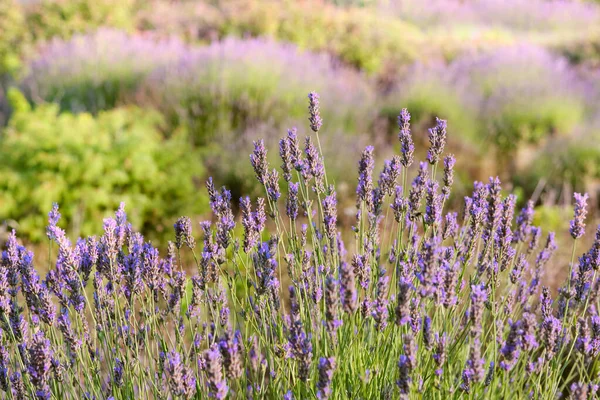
[21,28,189,113]
[137,37,375,145]
[384,44,592,159]
[1,93,600,399]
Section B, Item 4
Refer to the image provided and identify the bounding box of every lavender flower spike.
[317,357,336,399]
[357,146,375,212]
[308,91,323,133]
[204,348,228,399]
[250,139,269,185]
[174,217,195,250]
[570,192,589,239]
[397,108,414,168]
[426,117,447,165]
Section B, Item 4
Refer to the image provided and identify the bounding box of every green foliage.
[489,97,585,152]
[519,131,600,194]
[0,90,207,242]
[0,0,29,77]
[140,0,424,74]
[381,81,481,146]
[25,0,139,41]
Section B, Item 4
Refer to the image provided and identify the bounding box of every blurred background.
[0,0,599,254]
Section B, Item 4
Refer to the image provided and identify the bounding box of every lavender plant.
[0,93,599,399]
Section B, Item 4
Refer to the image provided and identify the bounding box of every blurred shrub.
[0,89,207,242]
[518,132,600,196]
[24,0,139,41]
[0,0,30,78]
[466,46,587,152]
[137,37,376,146]
[22,29,188,113]
[383,0,600,33]
[139,0,425,74]
[383,45,590,155]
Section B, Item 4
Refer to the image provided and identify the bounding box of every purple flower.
[522,311,540,351]
[442,155,456,198]
[397,108,414,168]
[325,277,342,337]
[395,278,412,326]
[27,331,53,399]
[356,146,375,212]
[391,186,408,222]
[174,217,195,250]
[308,92,323,133]
[541,316,562,358]
[424,180,442,227]
[218,330,243,379]
[442,212,458,240]
[570,192,589,239]
[289,319,312,382]
[113,358,124,387]
[204,349,228,399]
[426,117,447,165]
[408,162,429,220]
[250,139,269,185]
[470,284,488,338]
[304,136,325,191]
[317,357,336,399]
[280,135,294,182]
[286,183,299,221]
[433,333,448,375]
[46,203,62,241]
[378,156,402,196]
[340,261,358,314]
[322,191,338,242]
[241,197,266,253]
[372,274,389,331]
[266,169,281,202]
[500,320,523,371]
[515,200,535,243]
[463,338,486,386]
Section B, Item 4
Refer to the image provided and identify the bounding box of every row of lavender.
[1,94,599,399]
[21,30,600,175]
[21,30,600,190]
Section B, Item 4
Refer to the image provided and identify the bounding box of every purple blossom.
[499,320,523,371]
[470,284,488,338]
[356,146,375,212]
[280,135,294,182]
[426,117,447,165]
[322,191,338,242]
[308,92,323,133]
[27,331,53,399]
[218,330,243,379]
[442,155,455,198]
[397,108,414,168]
[317,357,336,399]
[424,180,442,227]
[174,217,195,250]
[408,162,428,220]
[204,349,228,399]
[442,212,458,240]
[570,193,589,239]
[286,183,299,221]
[304,136,325,191]
[324,277,341,337]
[340,261,358,314]
[515,200,535,243]
[372,274,390,331]
[250,139,269,185]
[378,156,402,196]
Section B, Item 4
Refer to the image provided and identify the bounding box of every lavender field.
[1,0,600,398]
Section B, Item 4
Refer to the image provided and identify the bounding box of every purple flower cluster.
[0,92,596,399]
